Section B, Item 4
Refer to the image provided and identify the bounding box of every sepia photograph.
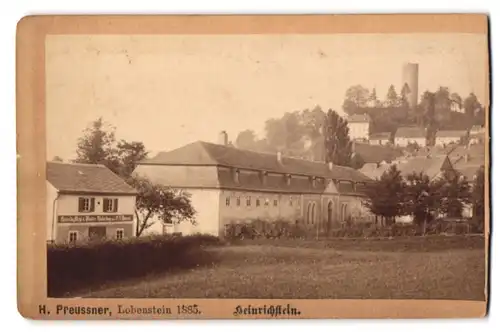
[43,31,489,301]
[16,14,489,319]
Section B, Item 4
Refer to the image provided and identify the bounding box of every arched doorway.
[310,202,316,225]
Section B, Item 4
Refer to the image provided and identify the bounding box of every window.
[116,229,124,240]
[273,199,278,207]
[260,171,268,185]
[233,168,240,183]
[226,197,231,206]
[289,196,293,206]
[236,197,241,206]
[285,174,292,186]
[246,196,251,206]
[78,197,95,212]
[256,199,260,207]
[103,198,118,212]
[264,198,269,206]
[68,231,78,243]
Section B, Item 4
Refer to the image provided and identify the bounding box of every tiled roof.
[435,130,467,138]
[395,127,426,138]
[359,155,453,180]
[455,165,482,182]
[138,141,372,195]
[142,141,371,182]
[347,113,371,123]
[354,142,403,164]
[46,162,137,195]
[369,132,391,140]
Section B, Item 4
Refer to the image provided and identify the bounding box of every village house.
[368,132,392,146]
[360,155,459,223]
[347,113,371,141]
[133,132,375,237]
[394,127,427,147]
[469,125,486,145]
[435,130,467,147]
[46,162,137,244]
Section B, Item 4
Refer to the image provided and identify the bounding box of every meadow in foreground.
[76,236,486,300]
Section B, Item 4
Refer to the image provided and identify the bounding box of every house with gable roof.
[46,162,138,244]
[394,126,427,147]
[133,131,375,237]
[347,113,371,141]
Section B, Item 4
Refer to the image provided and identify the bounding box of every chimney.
[277,151,283,163]
[218,131,228,145]
[328,161,333,171]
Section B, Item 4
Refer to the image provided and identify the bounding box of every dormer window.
[310,176,317,188]
[260,171,268,185]
[285,174,292,186]
[233,168,240,184]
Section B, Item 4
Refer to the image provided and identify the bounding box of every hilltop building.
[347,114,371,141]
[46,162,137,244]
[435,130,468,147]
[133,132,375,237]
[394,127,427,147]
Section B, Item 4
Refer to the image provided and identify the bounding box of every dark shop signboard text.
[58,215,134,223]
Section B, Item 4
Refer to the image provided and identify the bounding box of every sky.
[45,34,488,161]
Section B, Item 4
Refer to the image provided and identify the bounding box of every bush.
[47,234,222,297]
[224,219,308,240]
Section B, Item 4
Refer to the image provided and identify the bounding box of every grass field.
[75,236,486,300]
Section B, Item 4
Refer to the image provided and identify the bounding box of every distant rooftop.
[347,113,371,123]
[395,127,426,138]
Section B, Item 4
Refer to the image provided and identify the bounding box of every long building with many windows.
[133,132,375,237]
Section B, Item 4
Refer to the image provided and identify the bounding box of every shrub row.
[224,219,308,240]
[47,233,222,297]
[224,218,484,241]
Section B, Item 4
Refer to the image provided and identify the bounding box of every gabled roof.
[435,130,467,138]
[140,141,371,183]
[46,162,137,195]
[395,127,426,138]
[347,113,371,123]
[353,142,402,164]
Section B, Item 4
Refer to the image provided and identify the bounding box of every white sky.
[46,34,488,160]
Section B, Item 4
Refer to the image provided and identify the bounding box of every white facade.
[369,138,390,146]
[348,122,370,141]
[46,181,137,243]
[435,136,461,147]
[395,137,426,147]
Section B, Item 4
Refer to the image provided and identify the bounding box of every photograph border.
[16,14,490,319]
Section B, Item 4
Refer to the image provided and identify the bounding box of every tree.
[464,93,482,121]
[471,166,485,231]
[434,86,452,123]
[323,109,353,166]
[403,172,440,234]
[128,176,196,237]
[343,85,370,114]
[74,118,148,177]
[235,129,258,150]
[363,165,405,225]
[435,175,471,218]
[385,85,399,107]
[450,92,462,110]
[400,83,411,108]
[114,140,148,178]
[75,117,116,166]
[368,88,379,107]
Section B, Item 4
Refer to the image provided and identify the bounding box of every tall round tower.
[402,63,419,108]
